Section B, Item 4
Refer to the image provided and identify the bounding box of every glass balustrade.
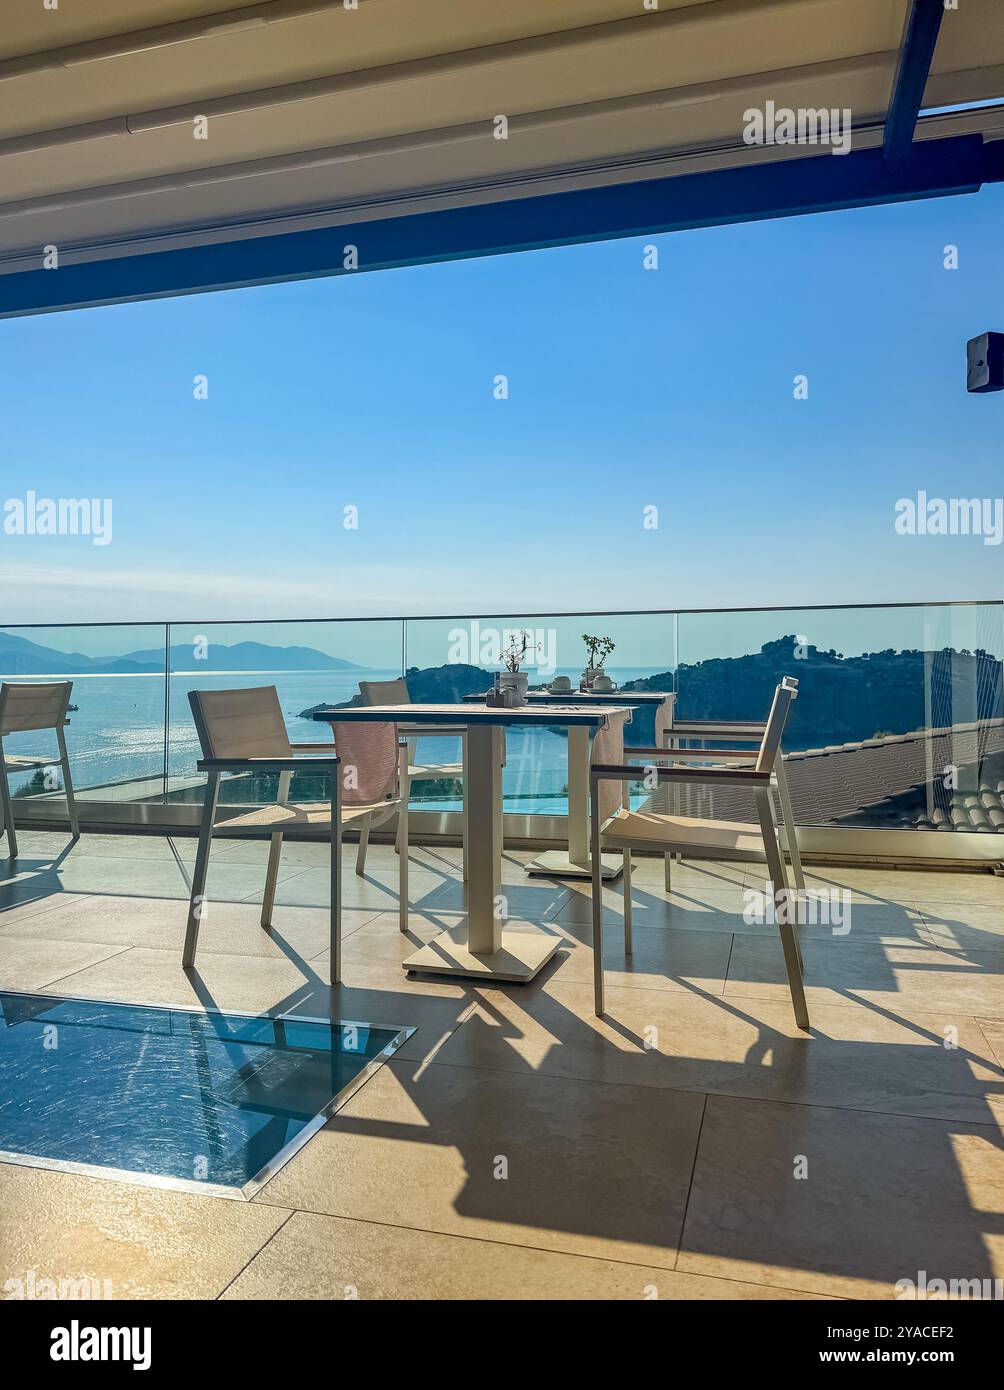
[3,601,1001,845]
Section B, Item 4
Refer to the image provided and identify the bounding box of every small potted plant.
[497,631,537,706]
[582,634,615,690]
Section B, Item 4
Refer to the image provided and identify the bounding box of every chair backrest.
[359,677,409,706]
[591,708,629,821]
[328,721,399,805]
[188,686,291,761]
[0,681,73,736]
[755,681,797,773]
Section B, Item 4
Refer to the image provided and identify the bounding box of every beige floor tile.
[241,862,444,914]
[550,920,731,995]
[1,852,304,907]
[726,934,1004,1016]
[30,834,202,864]
[0,1164,289,1300]
[0,831,75,858]
[919,903,1004,954]
[256,1058,705,1270]
[222,1210,827,1301]
[203,837,332,868]
[0,938,128,992]
[36,943,332,1016]
[979,1020,1004,1067]
[423,875,572,919]
[0,892,377,960]
[678,1095,1004,1298]
[432,978,1004,1123]
[553,877,749,932]
[787,865,1004,909]
[554,873,927,946]
[345,910,730,997]
[621,855,748,888]
[420,846,566,888]
[0,886,86,928]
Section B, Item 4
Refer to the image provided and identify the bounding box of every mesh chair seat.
[2,753,56,771]
[408,761,463,780]
[218,799,395,833]
[603,806,770,858]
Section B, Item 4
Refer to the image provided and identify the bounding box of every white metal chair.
[0,681,79,859]
[590,680,808,1029]
[358,677,468,878]
[183,687,409,980]
[661,675,804,895]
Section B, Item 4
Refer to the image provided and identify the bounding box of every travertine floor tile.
[0,892,377,959]
[0,1164,289,1300]
[222,1210,828,1301]
[0,938,128,992]
[726,933,1004,1016]
[678,1095,1004,1298]
[256,1058,705,1270]
[432,978,1004,1123]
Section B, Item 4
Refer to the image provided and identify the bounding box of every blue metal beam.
[1,133,1001,320]
[884,0,945,161]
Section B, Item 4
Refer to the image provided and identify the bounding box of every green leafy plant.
[582,634,615,670]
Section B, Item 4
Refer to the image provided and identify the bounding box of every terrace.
[2,605,1003,1301]
[2,0,1004,1314]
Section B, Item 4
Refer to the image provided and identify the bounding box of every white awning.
[1,0,1002,271]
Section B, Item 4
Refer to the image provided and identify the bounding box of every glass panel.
[404,613,676,812]
[675,603,1004,832]
[165,619,403,805]
[0,990,403,1193]
[0,624,167,802]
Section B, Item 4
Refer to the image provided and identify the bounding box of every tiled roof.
[668,721,1004,832]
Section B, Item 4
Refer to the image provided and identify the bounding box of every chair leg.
[330,771,342,986]
[461,731,469,882]
[398,800,410,934]
[0,750,16,860]
[56,726,79,840]
[755,786,808,1030]
[183,773,219,968]
[355,819,370,876]
[591,799,605,1016]
[773,757,805,911]
[622,849,633,955]
[259,769,290,928]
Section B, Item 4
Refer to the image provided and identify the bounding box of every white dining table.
[464,688,677,879]
[313,701,629,982]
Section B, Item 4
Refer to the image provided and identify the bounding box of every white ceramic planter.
[498,671,529,705]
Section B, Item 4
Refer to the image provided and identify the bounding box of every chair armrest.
[289,742,337,751]
[665,722,764,739]
[592,763,770,787]
[398,724,466,737]
[197,756,340,773]
[625,747,756,761]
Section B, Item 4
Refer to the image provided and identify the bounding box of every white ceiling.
[0,0,1002,269]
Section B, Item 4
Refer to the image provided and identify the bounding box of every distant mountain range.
[0,631,363,676]
[300,642,1004,752]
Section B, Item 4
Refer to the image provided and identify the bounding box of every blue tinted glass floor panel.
[0,992,411,1198]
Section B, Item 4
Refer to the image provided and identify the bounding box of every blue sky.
[1,178,1003,665]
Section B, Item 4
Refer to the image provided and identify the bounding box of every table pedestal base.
[403,926,561,982]
[525,851,623,880]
